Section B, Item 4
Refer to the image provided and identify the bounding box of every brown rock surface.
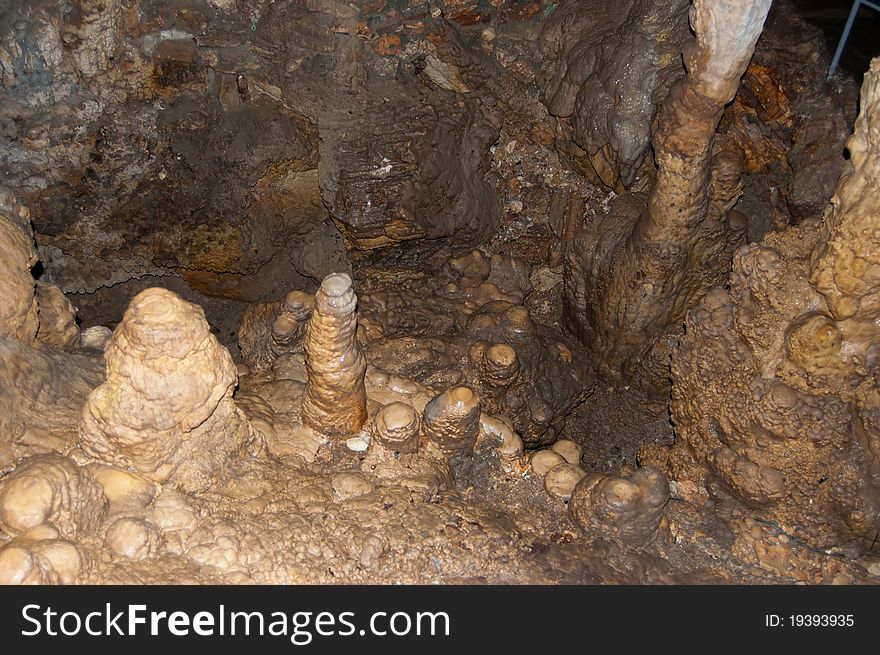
[660,59,880,553]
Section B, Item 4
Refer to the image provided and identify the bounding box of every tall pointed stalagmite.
[302,273,368,436]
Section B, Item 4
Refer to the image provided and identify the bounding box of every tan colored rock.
[34,280,79,350]
[479,413,523,458]
[104,517,163,560]
[0,454,107,539]
[302,274,367,436]
[331,472,375,501]
[0,337,103,469]
[80,288,255,493]
[87,464,157,517]
[551,439,583,465]
[811,61,880,329]
[0,188,39,343]
[80,325,112,351]
[569,467,670,545]
[0,524,86,584]
[544,463,586,500]
[663,59,880,552]
[373,402,420,454]
[530,450,566,476]
[238,290,314,372]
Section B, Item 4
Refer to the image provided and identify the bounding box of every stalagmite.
[80,288,255,493]
[372,402,421,454]
[302,273,368,436]
[569,467,670,546]
[422,387,482,464]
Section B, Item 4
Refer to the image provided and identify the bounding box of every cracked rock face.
[80,287,255,493]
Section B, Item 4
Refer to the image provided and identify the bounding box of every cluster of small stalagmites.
[302,273,368,437]
[361,249,592,449]
[80,287,256,493]
[355,249,533,341]
[569,467,670,547]
[237,290,314,373]
[362,382,524,495]
[528,440,586,500]
[463,301,591,448]
[654,59,880,554]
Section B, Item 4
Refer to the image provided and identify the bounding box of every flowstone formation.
[538,0,691,189]
[647,59,880,555]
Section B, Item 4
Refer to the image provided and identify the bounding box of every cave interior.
[0,0,879,584]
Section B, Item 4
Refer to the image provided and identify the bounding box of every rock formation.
[564,0,772,394]
[0,189,39,343]
[302,273,368,437]
[570,467,670,546]
[0,0,876,588]
[423,387,482,465]
[654,59,880,553]
[80,288,255,492]
[538,0,691,188]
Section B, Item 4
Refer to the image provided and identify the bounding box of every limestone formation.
[0,338,103,470]
[564,0,772,394]
[80,288,255,492]
[422,387,482,464]
[539,0,690,188]
[0,188,39,343]
[238,290,314,372]
[372,402,421,454]
[0,0,875,588]
[569,467,670,546]
[0,454,108,539]
[531,450,567,477]
[34,281,80,350]
[363,253,592,448]
[544,463,587,500]
[302,273,368,437]
[659,59,880,553]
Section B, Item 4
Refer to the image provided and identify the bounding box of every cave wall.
[0,1,555,308]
